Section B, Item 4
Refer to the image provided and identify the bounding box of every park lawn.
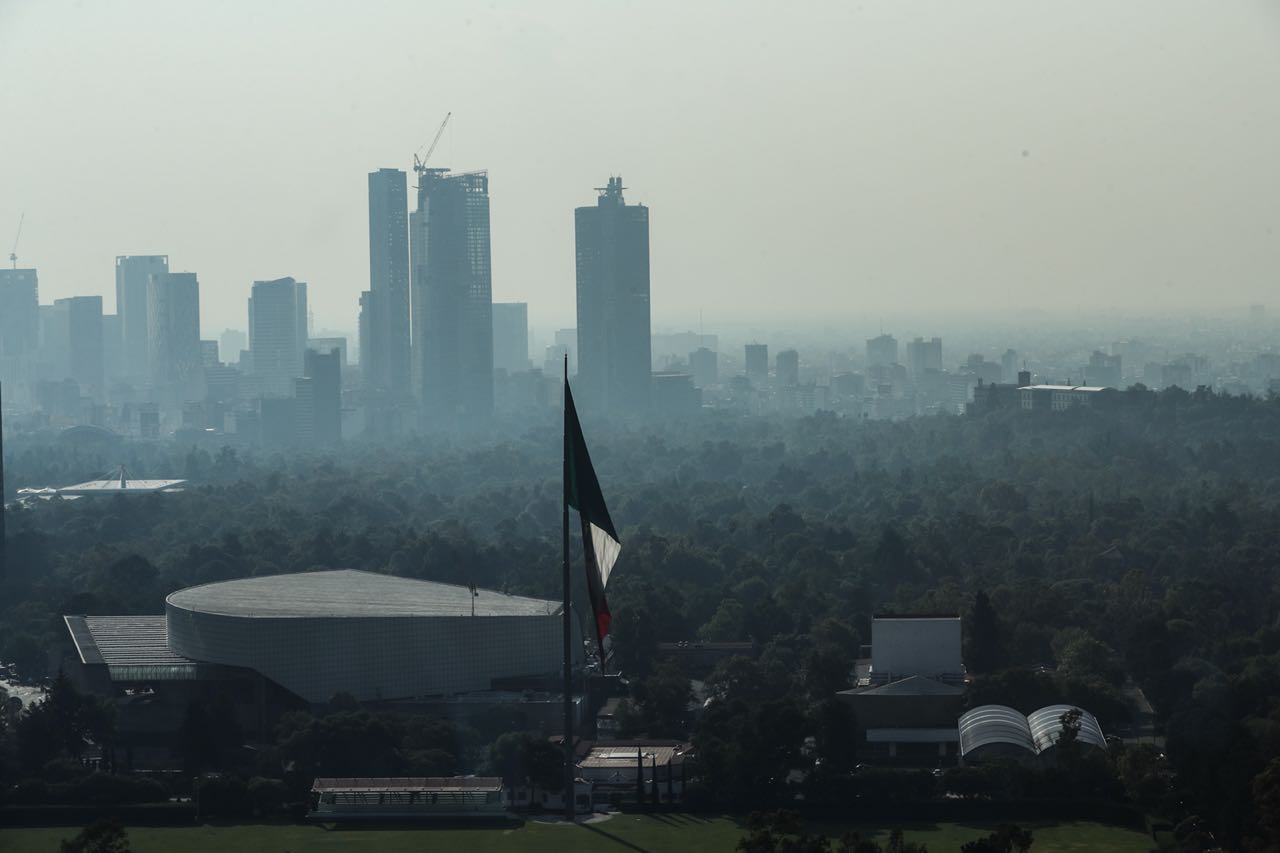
[0,815,1153,852]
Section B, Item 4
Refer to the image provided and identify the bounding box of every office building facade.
[575,176,651,413]
[248,278,308,397]
[366,168,411,395]
[492,302,530,374]
[147,272,202,400]
[410,169,494,421]
[115,255,168,381]
[51,296,105,400]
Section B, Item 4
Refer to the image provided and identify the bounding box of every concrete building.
[1018,384,1115,411]
[411,168,494,423]
[366,168,412,395]
[492,302,531,374]
[301,346,342,446]
[49,296,105,401]
[575,176,651,414]
[775,349,799,387]
[1085,350,1122,389]
[0,268,38,399]
[744,343,768,383]
[688,347,718,389]
[248,277,308,397]
[866,334,898,368]
[906,337,942,380]
[147,272,202,401]
[115,255,168,381]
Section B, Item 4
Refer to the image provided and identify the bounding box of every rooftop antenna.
[9,212,24,269]
[413,112,452,177]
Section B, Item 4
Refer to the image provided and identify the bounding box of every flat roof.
[580,744,688,768]
[1018,385,1111,392]
[312,777,502,793]
[58,478,186,495]
[166,569,561,619]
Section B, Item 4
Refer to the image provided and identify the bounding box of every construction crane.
[9,212,23,269]
[413,112,451,176]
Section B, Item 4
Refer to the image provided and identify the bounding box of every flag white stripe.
[589,522,622,588]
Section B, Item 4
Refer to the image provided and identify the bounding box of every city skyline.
[4,1,1280,334]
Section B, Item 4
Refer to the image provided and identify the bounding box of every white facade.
[869,617,963,682]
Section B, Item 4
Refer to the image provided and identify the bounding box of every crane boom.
[413,112,452,174]
[9,212,23,269]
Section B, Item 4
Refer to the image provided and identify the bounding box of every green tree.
[58,819,132,853]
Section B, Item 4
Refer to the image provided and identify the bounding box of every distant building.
[1085,350,1122,389]
[866,334,898,368]
[575,177,651,414]
[200,340,220,367]
[309,337,348,370]
[492,302,531,374]
[248,277,308,397]
[115,255,168,381]
[651,372,701,416]
[744,343,768,383]
[775,349,799,387]
[688,347,718,389]
[906,337,942,379]
[1000,349,1019,383]
[0,268,38,396]
[410,169,494,422]
[219,329,247,366]
[147,271,202,401]
[50,296,105,401]
[1018,384,1116,411]
[366,168,412,395]
[301,347,342,446]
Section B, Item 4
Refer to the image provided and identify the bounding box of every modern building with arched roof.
[959,704,1106,764]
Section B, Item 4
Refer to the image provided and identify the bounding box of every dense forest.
[3,386,1280,849]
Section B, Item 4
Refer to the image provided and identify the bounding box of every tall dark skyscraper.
[147,271,202,401]
[365,168,411,395]
[574,176,651,413]
[248,277,308,397]
[115,255,168,381]
[0,269,38,398]
[410,168,493,422]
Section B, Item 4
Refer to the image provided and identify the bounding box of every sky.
[2,0,1279,340]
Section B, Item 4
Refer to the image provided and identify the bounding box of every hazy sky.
[2,0,1279,339]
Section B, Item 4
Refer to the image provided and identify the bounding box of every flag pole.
[562,355,574,822]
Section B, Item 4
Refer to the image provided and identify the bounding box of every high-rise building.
[248,277,308,397]
[366,168,411,394]
[906,337,942,379]
[492,302,530,374]
[148,271,202,400]
[744,343,768,383]
[50,296,104,400]
[776,349,800,386]
[300,347,342,446]
[574,176,651,413]
[219,329,247,366]
[115,255,168,380]
[0,269,38,396]
[689,347,718,389]
[1085,350,1122,389]
[1000,349,1019,383]
[866,334,898,367]
[410,169,493,421]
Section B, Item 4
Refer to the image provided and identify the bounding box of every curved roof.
[166,569,559,619]
[1027,704,1106,752]
[958,705,1035,756]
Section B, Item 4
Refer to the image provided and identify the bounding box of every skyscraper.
[248,277,308,397]
[906,337,942,380]
[575,176,651,413]
[300,347,342,446]
[492,302,530,374]
[51,296,104,400]
[115,255,168,380]
[0,269,38,396]
[410,168,493,421]
[148,271,202,400]
[866,334,899,367]
[776,349,800,386]
[366,168,411,395]
[744,343,768,383]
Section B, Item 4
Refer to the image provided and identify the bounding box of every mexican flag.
[564,382,621,659]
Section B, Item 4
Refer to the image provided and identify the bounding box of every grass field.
[0,815,1155,852]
